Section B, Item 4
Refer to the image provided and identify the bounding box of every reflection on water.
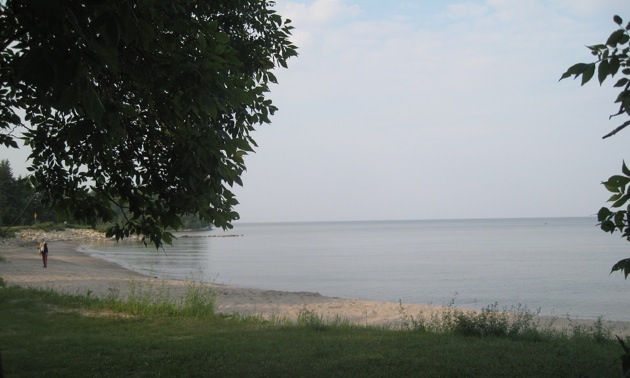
[83,218,630,321]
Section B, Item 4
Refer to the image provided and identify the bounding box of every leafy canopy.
[0,1,297,247]
[560,15,630,277]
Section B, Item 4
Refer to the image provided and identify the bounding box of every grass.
[0,281,626,377]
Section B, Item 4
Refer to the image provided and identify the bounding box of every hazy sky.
[2,0,629,223]
[233,0,630,223]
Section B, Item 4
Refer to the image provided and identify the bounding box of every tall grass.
[398,299,613,342]
[82,279,218,318]
[295,308,354,330]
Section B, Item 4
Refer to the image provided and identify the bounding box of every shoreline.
[0,238,440,326]
[1,231,630,336]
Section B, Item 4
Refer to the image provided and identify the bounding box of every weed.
[569,316,612,342]
[296,308,328,331]
[179,281,217,318]
[398,299,574,341]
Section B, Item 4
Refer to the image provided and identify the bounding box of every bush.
[569,316,612,343]
[0,228,15,238]
[32,222,66,232]
[180,282,217,318]
[399,301,546,340]
[453,303,542,338]
[296,308,328,331]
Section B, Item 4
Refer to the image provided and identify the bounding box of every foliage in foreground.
[1,1,297,248]
[0,284,626,377]
[560,15,630,278]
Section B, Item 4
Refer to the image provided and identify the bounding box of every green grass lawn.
[0,282,625,377]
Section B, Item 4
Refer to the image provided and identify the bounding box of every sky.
[2,0,629,223]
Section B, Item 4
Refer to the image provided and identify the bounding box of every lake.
[83,217,630,321]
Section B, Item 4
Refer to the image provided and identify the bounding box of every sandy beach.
[2,230,630,336]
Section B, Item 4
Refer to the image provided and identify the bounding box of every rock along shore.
[1,228,110,247]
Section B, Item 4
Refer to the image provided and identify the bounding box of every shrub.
[0,228,15,238]
[180,282,217,318]
[296,308,328,331]
[399,300,546,340]
[569,316,612,343]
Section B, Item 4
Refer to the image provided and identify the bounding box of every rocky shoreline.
[0,227,242,248]
[1,228,110,247]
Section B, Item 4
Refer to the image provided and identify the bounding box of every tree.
[0,159,50,228]
[560,15,630,277]
[0,1,297,247]
[0,159,15,225]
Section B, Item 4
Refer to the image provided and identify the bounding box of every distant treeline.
[0,159,211,231]
[0,159,49,226]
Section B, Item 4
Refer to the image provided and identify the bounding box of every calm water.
[83,217,630,321]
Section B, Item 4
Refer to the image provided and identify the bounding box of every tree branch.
[603,119,630,139]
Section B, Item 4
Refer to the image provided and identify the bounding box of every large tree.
[560,15,630,277]
[0,1,297,246]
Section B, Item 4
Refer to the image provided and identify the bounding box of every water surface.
[84,217,630,321]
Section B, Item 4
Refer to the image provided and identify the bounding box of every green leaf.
[161,231,174,245]
[606,29,626,47]
[610,56,621,76]
[597,59,610,84]
[608,193,622,202]
[612,194,629,208]
[82,84,105,122]
[611,258,630,279]
[601,219,616,233]
[598,206,612,221]
[605,175,630,188]
[623,161,630,177]
[559,63,588,81]
[614,211,626,228]
[604,183,621,193]
[614,15,623,26]
[614,77,629,88]
[0,136,18,149]
[56,85,80,111]
[233,138,254,152]
[587,44,607,52]
[216,32,230,44]
[581,64,595,85]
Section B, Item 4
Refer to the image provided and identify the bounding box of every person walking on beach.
[40,240,48,268]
